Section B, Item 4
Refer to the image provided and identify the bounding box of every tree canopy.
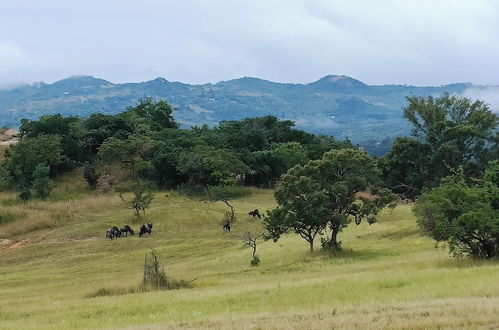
[414,161,499,259]
[7,99,348,195]
[382,94,498,198]
[265,148,396,251]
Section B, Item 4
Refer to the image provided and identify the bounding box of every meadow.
[0,174,498,329]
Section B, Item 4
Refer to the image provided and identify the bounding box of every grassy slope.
[0,185,498,329]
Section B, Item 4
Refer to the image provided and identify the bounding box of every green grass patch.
[0,211,16,224]
[0,189,497,329]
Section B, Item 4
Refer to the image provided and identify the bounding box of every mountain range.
[0,74,491,154]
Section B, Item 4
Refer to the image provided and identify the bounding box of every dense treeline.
[0,98,350,196]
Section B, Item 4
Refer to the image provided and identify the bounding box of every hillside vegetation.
[0,74,484,152]
[0,186,498,329]
[0,94,497,329]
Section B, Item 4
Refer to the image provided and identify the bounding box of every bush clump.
[142,249,187,290]
[87,249,193,298]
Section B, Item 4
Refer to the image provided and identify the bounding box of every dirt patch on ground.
[44,236,97,244]
[0,239,13,248]
[0,235,97,252]
[7,239,30,249]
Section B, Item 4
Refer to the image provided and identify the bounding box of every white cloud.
[462,87,499,113]
[0,41,33,87]
[0,0,498,86]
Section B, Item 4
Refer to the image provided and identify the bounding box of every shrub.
[83,162,99,188]
[414,164,499,259]
[87,249,193,298]
[119,182,154,217]
[142,249,189,290]
[251,255,260,267]
[133,161,155,180]
[321,237,342,251]
[32,164,54,199]
[0,211,16,225]
[18,189,31,202]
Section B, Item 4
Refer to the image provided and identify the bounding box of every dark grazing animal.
[120,225,134,236]
[111,226,121,238]
[223,220,231,232]
[106,226,121,239]
[248,209,261,218]
[147,221,153,233]
[139,224,151,237]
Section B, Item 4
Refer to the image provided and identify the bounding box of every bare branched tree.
[242,232,264,265]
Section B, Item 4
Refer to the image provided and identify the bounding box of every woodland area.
[1,94,497,258]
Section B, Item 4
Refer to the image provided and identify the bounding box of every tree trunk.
[309,239,314,252]
[330,225,340,248]
[222,199,235,222]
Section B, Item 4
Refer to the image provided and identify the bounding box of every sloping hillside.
[0,75,482,150]
[0,186,498,329]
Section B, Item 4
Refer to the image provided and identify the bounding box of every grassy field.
[0,178,498,329]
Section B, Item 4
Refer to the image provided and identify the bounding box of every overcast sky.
[1,0,499,87]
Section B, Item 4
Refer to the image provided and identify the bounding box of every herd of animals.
[105,221,153,239]
[105,198,413,239]
[105,209,262,238]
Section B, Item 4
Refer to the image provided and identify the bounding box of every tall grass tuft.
[87,249,193,298]
[142,249,190,290]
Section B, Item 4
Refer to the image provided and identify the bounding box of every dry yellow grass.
[0,170,120,238]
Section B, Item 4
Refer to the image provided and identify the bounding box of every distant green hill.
[0,74,480,153]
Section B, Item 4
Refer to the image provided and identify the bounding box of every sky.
[1,0,499,87]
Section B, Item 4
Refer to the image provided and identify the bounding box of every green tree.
[265,149,396,252]
[379,137,431,198]
[119,183,155,217]
[264,175,329,252]
[20,114,90,168]
[98,135,159,170]
[82,113,134,153]
[134,161,155,180]
[382,94,498,197]
[247,142,308,187]
[83,162,99,188]
[414,162,499,259]
[122,98,178,131]
[31,164,54,199]
[178,146,249,186]
[1,134,62,190]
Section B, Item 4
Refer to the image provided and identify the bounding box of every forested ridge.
[1,74,489,154]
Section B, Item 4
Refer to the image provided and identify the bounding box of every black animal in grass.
[105,228,114,239]
[223,220,231,232]
[106,226,121,239]
[139,222,153,237]
[120,225,134,236]
[248,209,261,218]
